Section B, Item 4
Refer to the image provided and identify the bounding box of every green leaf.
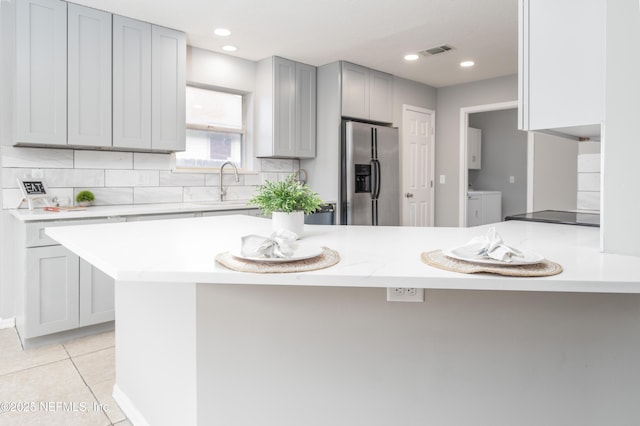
[248,173,324,215]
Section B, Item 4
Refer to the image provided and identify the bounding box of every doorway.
[458,100,526,227]
[401,105,435,226]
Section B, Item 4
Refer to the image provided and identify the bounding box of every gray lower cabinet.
[79,259,115,327]
[16,216,124,342]
[25,245,80,338]
[23,246,115,338]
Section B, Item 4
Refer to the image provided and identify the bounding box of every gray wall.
[435,75,518,226]
[392,76,438,127]
[301,66,437,207]
[532,132,578,212]
[468,108,527,218]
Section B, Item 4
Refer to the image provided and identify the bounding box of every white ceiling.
[71,0,518,88]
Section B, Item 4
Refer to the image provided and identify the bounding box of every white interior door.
[401,106,435,226]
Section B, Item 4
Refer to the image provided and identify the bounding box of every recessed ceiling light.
[404,54,419,61]
[214,28,231,37]
[222,45,238,52]
[460,60,475,68]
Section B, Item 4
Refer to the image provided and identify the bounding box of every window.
[175,86,245,169]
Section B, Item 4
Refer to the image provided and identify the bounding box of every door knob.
[405,192,414,198]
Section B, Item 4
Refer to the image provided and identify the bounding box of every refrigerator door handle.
[372,159,381,200]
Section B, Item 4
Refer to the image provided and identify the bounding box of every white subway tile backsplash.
[77,187,133,206]
[44,169,105,188]
[578,154,601,173]
[160,171,205,187]
[243,173,261,186]
[75,151,133,170]
[260,158,295,172]
[225,186,258,201]
[134,187,183,204]
[577,191,600,211]
[261,173,279,184]
[204,173,245,186]
[2,147,279,209]
[48,188,74,206]
[3,189,26,209]
[183,186,220,202]
[105,170,160,187]
[1,146,74,168]
[2,168,33,188]
[578,173,600,192]
[134,153,173,170]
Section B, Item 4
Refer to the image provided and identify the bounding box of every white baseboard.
[0,317,15,329]
[113,384,150,426]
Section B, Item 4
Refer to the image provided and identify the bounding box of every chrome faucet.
[219,161,239,201]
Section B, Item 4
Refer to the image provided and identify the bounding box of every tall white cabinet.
[467,127,482,170]
[15,0,67,145]
[518,0,605,133]
[256,56,316,158]
[67,3,112,147]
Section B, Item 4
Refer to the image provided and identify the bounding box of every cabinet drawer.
[26,217,125,248]
[126,212,196,222]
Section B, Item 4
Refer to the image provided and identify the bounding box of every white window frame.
[174,84,248,172]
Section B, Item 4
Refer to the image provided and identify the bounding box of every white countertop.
[9,201,258,222]
[45,215,640,294]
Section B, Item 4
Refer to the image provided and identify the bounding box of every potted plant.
[248,174,323,238]
[75,190,95,207]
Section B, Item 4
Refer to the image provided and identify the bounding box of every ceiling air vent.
[420,44,454,56]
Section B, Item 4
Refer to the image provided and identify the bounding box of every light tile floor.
[0,327,130,425]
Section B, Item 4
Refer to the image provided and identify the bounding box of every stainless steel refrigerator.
[340,120,400,225]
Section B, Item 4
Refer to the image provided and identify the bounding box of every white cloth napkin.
[455,227,524,262]
[240,229,298,259]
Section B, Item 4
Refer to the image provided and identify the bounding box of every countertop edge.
[9,202,260,222]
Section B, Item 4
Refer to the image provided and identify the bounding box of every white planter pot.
[271,211,304,239]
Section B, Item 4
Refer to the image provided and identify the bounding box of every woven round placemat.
[215,247,340,273]
[421,250,562,277]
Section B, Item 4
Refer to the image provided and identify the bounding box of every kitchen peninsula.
[46,215,640,426]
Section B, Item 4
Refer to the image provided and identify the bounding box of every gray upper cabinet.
[151,25,187,152]
[112,15,152,150]
[256,56,317,158]
[518,0,605,133]
[113,19,186,152]
[295,62,317,158]
[11,0,185,152]
[341,62,393,124]
[15,0,67,146]
[67,4,112,148]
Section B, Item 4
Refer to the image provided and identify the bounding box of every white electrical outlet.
[386,287,424,302]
